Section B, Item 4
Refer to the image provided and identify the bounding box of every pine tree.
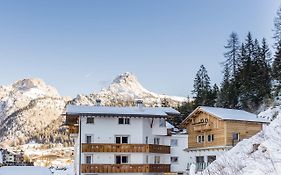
[273,6,281,95]
[223,32,240,77]
[192,65,212,106]
[273,6,281,48]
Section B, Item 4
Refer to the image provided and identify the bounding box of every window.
[207,155,216,163]
[208,134,214,142]
[171,157,179,164]
[196,135,204,143]
[145,137,149,144]
[146,155,149,164]
[115,136,129,144]
[196,156,204,164]
[154,138,160,145]
[85,155,92,164]
[85,135,93,143]
[232,133,240,141]
[171,139,178,147]
[118,118,130,125]
[154,156,160,164]
[115,155,129,164]
[159,119,166,127]
[86,117,94,124]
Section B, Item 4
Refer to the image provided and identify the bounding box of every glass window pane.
[116,137,121,144]
[122,137,128,143]
[116,156,121,164]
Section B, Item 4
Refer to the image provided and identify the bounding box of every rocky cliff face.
[0,78,71,146]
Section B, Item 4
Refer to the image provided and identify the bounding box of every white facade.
[67,105,186,175]
[169,134,188,174]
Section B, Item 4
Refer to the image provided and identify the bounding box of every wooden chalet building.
[180,106,269,171]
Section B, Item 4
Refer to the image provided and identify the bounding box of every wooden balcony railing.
[193,123,212,132]
[81,164,170,173]
[68,125,79,134]
[82,144,170,154]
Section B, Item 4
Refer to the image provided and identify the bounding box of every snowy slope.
[200,105,281,175]
[72,72,187,107]
[0,78,71,146]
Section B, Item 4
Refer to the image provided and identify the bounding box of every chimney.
[135,99,144,109]
[96,99,101,106]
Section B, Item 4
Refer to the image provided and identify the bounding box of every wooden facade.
[82,143,170,154]
[81,164,170,173]
[184,110,264,149]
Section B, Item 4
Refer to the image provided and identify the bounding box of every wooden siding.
[186,110,263,149]
[82,143,170,154]
[81,164,170,173]
[225,120,262,146]
[187,112,225,149]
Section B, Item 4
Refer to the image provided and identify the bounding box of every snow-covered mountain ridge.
[72,72,187,107]
[0,73,187,145]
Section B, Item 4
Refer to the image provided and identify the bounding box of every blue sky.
[0,1,279,97]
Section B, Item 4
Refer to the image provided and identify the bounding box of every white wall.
[169,134,189,173]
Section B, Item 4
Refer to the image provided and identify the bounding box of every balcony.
[81,164,170,173]
[68,125,79,134]
[82,144,170,154]
[65,115,78,126]
[193,123,212,132]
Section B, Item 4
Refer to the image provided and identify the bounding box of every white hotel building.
[65,103,188,175]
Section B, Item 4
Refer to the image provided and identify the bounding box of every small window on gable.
[196,135,204,143]
[86,117,94,124]
[205,118,208,123]
[200,119,204,123]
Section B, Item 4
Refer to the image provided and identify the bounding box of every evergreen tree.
[192,65,213,106]
[273,6,281,95]
[273,6,281,47]
[272,45,281,93]
[223,32,240,77]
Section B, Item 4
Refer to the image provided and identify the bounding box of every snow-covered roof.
[0,166,51,175]
[166,121,174,129]
[66,104,180,117]
[183,106,269,123]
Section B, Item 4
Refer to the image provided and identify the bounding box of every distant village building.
[180,106,269,172]
[65,101,188,175]
[0,148,32,166]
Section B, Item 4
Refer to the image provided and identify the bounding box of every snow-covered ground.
[11,143,73,167]
[199,105,281,175]
[0,166,52,175]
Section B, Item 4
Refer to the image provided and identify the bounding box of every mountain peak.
[112,72,137,84]
[12,78,47,90]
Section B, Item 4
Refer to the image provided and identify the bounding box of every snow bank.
[0,166,51,175]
